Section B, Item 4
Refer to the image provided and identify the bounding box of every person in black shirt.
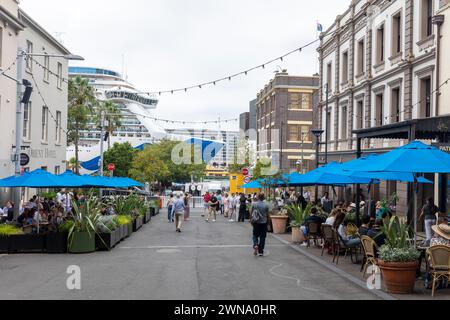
[238,194,247,222]
[419,197,440,242]
[367,219,386,247]
[358,215,371,236]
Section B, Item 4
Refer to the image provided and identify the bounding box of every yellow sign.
[229,174,260,194]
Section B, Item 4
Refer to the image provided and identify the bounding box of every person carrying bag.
[251,194,269,257]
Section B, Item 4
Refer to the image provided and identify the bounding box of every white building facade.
[317,0,449,216]
[0,0,24,204]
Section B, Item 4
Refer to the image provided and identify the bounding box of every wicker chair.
[321,224,335,257]
[426,245,450,297]
[360,235,379,278]
[307,221,322,248]
[334,231,359,265]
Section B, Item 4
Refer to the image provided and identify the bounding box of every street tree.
[96,100,122,149]
[103,142,136,177]
[68,76,98,174]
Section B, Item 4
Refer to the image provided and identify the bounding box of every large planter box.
[68,232,95,254]
[114,228,120,244]
[119,224,126,240]
[46,232,68,254]
[9,234,46,253]
[127,223,132,237]
[144,211,151,223]
[378,260,419,294]
[0,236,9,253]
[150,207,156,216]
[133,217,144,232]
[96,232,116,251]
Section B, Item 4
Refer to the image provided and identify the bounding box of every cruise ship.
[67,67,224,173]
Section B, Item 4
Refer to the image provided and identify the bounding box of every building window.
[289,93,300,110]
[342,51,349,83]
[41,106,49,142]
[421,0,434,39]
[326,62,332,92]
[357,39,365,75]
[391,88,401,123]
[44,55,50,82]
[26,40,33,71]
[341,106,347,139]
[301,94,311,109]
[392,13,402,55]
[375,93,384,126]
[23,102,31,139]
[57,62,63,88]
[54,166,60,175]
[325,107,331,142]
[420,77,432,118]
[356,100,364,130]
[289,125,299,141]
[56,111,62,143]
[376,24,385,64]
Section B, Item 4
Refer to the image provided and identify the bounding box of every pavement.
[0,209,382,300]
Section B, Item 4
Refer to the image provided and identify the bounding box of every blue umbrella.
[115,177,144,188]
[240,180,263,189]
[288,162,374,186]
[58,171,106,188]
[350,141,450,174]
[0,169,82,188]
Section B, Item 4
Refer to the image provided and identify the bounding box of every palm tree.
[68,76,98,174]
[67,157,80,172]
[96,101,122,149]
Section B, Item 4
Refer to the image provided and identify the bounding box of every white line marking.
[265,258,319,292]
[119,244,287,249]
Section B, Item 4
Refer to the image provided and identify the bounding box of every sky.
[20,0,350,131]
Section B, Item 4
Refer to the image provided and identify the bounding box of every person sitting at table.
[430,223,450,247]
[325,208,339,226]
[333,211,361,248]
[368,219,386,247]
[300,207,323,238]
[358,215,371,236]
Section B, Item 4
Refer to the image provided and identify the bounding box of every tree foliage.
[103,142,137,177]
[129,139,206,187]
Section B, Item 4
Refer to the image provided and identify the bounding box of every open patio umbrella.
[0,169,83,188]
[240,180,263,189]
[114,177,144,188]
[347,140,450,242]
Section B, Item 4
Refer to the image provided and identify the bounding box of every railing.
[161,196,205,209]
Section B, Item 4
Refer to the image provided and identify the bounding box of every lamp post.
[11,50,84,219]
[311,129,324,202]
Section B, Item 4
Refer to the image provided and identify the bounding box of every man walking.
[228,193,237,222]
[203,192,211,217]
[251,193,269,257]
[173,193,186,232]
[167,193,175,223]
[207,193,219,222]
[321,192,333,213]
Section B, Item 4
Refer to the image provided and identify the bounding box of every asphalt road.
[0,209,379,300]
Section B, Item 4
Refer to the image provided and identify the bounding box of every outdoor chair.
[307,221,322,248]
[426,245,450,297]
[334,232,358,265]
[360,235,379,278]
[321,224,335,257]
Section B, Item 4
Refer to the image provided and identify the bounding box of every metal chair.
[426,245,450,297]
[334,231,358,265]
[360,235,379,278]
[307,221,322,248]
[321,224,335,257]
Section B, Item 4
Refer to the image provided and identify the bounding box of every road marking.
[119,244,287,250]
[156,249,182,253]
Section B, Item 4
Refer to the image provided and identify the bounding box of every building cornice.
[18,9,71,55]
[0,5,24,31]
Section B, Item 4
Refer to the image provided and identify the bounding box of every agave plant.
[112,195,139,217]
[0,224,23,236]
[285,203,312,228]
[67,196,103,245]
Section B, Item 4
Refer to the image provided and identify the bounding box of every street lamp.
[311,129,324,202]
[12,50,84,218]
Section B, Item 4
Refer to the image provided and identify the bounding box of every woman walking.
[184,193,191,221]
[173,193,186,232]
[238,194,247,222]
[223,193,229,218]
[167,194,175,223]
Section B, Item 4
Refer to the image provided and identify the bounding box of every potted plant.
[0,225,23,253]
[9,226,46,253]
[377,217,421,294]
[67,196,102,254]
[269,208,289,234]
[114,215,132,239]
[286,203,312,243]
[96,220,118,251]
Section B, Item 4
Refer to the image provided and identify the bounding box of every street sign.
[108,163,115,171]
[244,176,251,183]
[242,168,249,176]
[20,153,30,166]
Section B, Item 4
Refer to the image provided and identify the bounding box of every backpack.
[251,207,262,224]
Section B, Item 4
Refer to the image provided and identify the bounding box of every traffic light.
[21,79,33,104]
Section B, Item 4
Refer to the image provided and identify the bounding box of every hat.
[432,224,450,241]
[350,203,356,208]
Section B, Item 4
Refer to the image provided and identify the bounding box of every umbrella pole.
[368,181,372,218]
[413,175,418,245]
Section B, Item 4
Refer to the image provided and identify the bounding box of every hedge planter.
[96,232,116,251]
[127,223,132,237]
[9,234,46,253]
[46,232,68,254]
[270,215,289,234]
[68,232,96,254]
[0,236,9,253]
[119,224,126,240]
[133,217,144,232]
[150,207,156,216]
[114,228,121,244]
[378,260,419,294]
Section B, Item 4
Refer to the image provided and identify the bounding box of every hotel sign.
[432,143,450,154]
